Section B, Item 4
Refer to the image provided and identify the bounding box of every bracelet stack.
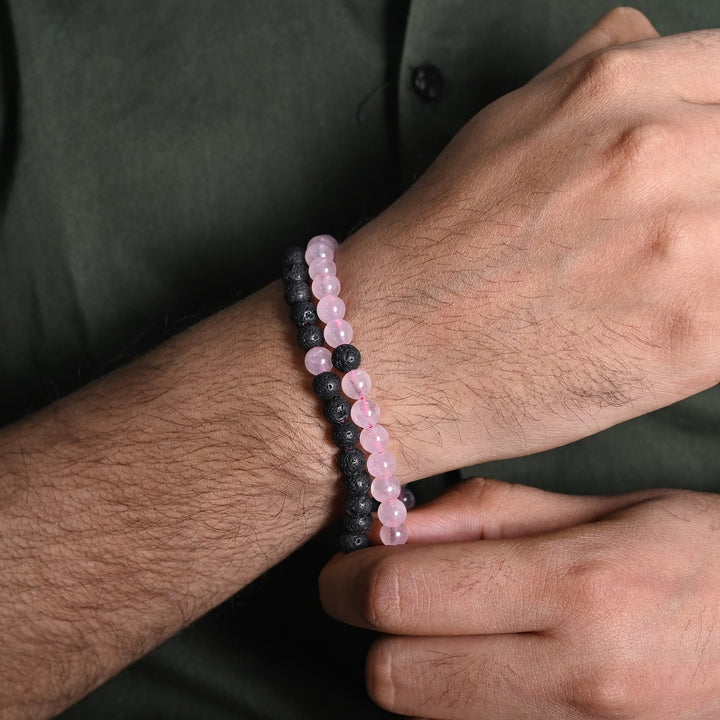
[281,235,412,552]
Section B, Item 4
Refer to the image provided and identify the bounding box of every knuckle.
[622,212,718,374]
[570,664,641,719]
[574,46,641,100]
[644,212,689,263]
[603,121,677,180]
[655,293,715,373]
[565,557,624,618]
[363,555,403,632]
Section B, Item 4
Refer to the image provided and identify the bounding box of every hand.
[320,478,720,719]
[335,7,720,480]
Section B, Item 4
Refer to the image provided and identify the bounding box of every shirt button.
[411,62,444,101]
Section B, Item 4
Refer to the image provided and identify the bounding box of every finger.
[560,28,720,105]
[367,634,559,720]
[404,477,651,544]
[320,480,664,635]
[320,535,569,636]
[538,6,659,78]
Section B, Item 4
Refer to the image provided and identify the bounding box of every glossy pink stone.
[304,346,332,375]
[350,398,380,428]
[378,498,407,528]
[380,523,408,546]
[308,234,339,251]
[305,241,335,265]
[371,475,401,503]
[311,274,341,299]
[341,370,372,400]
[308,257,337,280]
[324,318,353,348]
[367,450,396,479]
[316,295,346,323]
[360,424,389,452]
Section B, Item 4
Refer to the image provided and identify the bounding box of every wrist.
[336,220,497,483]
[181,282,345,562]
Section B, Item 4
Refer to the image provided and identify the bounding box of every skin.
[1,4,719,718]
[321,479,720,719]
[320,8,720,719]
[337,6,719,476]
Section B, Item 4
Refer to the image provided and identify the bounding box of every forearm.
[0,281,337,718]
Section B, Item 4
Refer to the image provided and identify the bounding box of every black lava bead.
[345,493,373,517]
[340,532,369,553]
[323,395,351,424]
[312,371,341,399]
[343,471,371,495]
[338,447,366,476]
[344,513,373,534]
[284,281,311,305]
[290,301,317,327]
[297,324,324,351]
[282,263,309,285]
[332,421,360,449]
[332,344,361,373]
[282,246,306,268]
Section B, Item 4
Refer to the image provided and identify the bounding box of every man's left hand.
[320,479,720,719]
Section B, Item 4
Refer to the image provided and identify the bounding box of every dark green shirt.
[0,2,715,717]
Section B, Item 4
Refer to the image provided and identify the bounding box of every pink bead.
[360,424,389,452]
[341,370,372,400]
[316,295,346,322]
[311,274,341,299]
[308,257,337,280]
[378,498,407,528]
[380,523,408,546]
[371,475,401,503]
[305,242,334,265]
[367,450,397,479]
[308,234,339,251]
[350,398,381,428]
[304,346,332,375]
[324,318,353,348]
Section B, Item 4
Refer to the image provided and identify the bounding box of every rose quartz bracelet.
[282,234,410,550]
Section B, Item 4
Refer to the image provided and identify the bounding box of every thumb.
[404,477,651,543]
[537,6,660,79]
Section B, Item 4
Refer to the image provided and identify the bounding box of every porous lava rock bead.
[312,371,341,399]
[332,344,361,373]
[332,421,361,449]
[345,493,373,517]
[297,324,324,351]
[282,263,309,285]
[338,447,367,476]
[343,471,371,495]
[290,301,317,327]
[282,245,306,268]
[284,281,312,305]
[323,395,351,424]
[340,532,369,553]
[343,513,373,534]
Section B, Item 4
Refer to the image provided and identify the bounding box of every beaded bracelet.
[281,235,413,552]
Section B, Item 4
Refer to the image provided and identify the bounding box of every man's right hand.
[338,7,719,479]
